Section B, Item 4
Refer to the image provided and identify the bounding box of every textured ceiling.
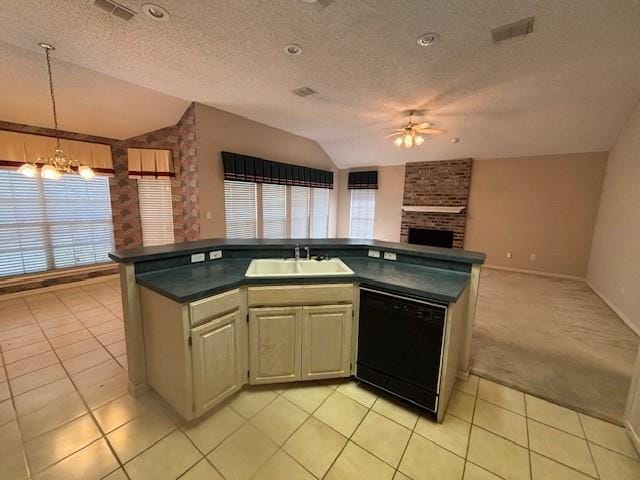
[1,0,639,166]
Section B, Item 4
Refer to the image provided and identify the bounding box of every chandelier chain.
[44,47,60,148]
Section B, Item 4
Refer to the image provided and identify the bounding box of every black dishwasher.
[356,287,447,413]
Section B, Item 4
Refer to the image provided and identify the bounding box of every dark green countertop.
[110,238,485,265]
[136,257,471,304]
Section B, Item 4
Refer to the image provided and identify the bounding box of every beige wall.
[336,165,405,240]
[588,101,640,330]
[194,103,339,238]
[465,152,607,277]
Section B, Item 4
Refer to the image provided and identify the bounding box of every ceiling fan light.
[78,165,96,180]
[41,164,61,180]
[415,135,425,146]
[403,134,413,148]
[393,137,403,147]
[18,163,38,178]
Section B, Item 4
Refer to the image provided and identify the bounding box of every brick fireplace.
[400,159,472,249]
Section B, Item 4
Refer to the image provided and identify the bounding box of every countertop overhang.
[111,239,484,305]
[135,257,472,304]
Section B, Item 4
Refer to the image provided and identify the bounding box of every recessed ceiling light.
[300,0,317,3]
[142,3,169,21]
[417,33,439,47]
[284,44,303,56]
[450,137,460,143]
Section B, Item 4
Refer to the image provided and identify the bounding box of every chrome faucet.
[304,246,310,260]
[294,244,300,260]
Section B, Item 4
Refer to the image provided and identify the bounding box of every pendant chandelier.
[17,43,95,180]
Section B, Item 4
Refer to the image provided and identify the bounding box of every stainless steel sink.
[245,258,354,278]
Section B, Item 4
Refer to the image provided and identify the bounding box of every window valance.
[348,170,378,189]
[222,151,333,189]
[0,130,114,175]
[127,148,174,179]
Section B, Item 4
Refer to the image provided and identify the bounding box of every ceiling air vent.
[292,86,317,98]
[492,17,534,43]
[93,0,136,21]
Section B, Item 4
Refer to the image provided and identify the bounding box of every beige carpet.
[471,268,639,424]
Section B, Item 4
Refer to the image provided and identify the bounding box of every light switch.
[383,252,397,261]
[368,250,381,258]
[209,250,222,260]
[205,211,213,220]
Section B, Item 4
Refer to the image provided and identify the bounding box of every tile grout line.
[19,286,131,480]
[578,413,602,479]
[524,391,533,480]
[461,378,480,480]
[251,385,332,479]
[389,396,421,479]
[318,388,373,480]
[0,334,33,480]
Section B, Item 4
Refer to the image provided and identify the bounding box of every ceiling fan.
[386,110,445,148]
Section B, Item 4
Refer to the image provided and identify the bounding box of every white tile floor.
[1,276,639,479]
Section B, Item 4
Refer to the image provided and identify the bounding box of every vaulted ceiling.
[1,0,639,167]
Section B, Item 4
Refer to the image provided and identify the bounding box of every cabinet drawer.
[248,284,354,307]
[189,289,240,326]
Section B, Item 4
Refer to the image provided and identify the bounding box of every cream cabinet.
[140,287,246,421]
[248,303,353,385]
[301,305,353,380]
[249,307,302,384]
[191,310,244,416]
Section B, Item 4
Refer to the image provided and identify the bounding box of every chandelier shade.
[17,43,95,180]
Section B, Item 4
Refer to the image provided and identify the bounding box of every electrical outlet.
[368,250,381,258]
[205,211,213,220]
[209,250,222,260]
[530,253,536,262]
[190,253,205,263]
[383,252,397,261]
[506,251,512,259]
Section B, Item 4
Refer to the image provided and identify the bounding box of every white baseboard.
[586,279,640,337]
[624,419,640,456]
[482,264,585,281]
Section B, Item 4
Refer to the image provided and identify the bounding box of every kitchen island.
[109,239,485,422]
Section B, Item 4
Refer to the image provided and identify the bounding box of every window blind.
[224,180,257,238]
[138,179,175,247]
[349,189,376,238]
[0,170,114,277]
[290,186,310,238]
[311,188,330,238]
[261,183,287,238]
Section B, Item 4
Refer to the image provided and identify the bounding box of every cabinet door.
[301,304,353,380]
[249,307,301,384]
[191,310,243,416]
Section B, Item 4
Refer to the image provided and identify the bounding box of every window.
[290,186,310,238]
[261,184,287,238]
[138,179,175,247]
[311,188,330,238]
[224,180,257,238]
[349,189,375,238]
[223,181,332,239]
[0,170,114,278]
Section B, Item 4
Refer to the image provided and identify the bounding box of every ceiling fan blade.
[385,132,403,138]
[416,128,446,134]
[414,122,432,129]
